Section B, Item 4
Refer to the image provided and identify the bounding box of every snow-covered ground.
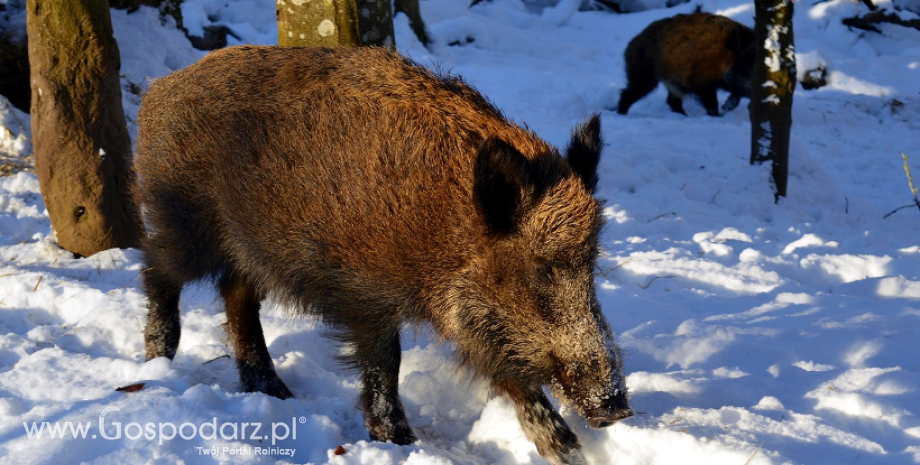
[2,0,920,463]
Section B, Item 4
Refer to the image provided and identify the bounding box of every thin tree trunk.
[27,0,141,256]
[110,0,182,28]
[277,0,395,48]
[749,0,795,201]
[394,0,428,45]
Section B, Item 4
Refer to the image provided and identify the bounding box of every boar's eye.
[535,263,557,285]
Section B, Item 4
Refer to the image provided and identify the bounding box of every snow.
[2,0,920,464]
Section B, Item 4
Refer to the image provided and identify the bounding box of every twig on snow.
[638,275,676,290]
[647,212,677,223]
[742,442,765,465]
[203,354,231,365]
[883,153,920,218]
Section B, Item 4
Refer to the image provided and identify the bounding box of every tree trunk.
[110,0,184,30]
[749,0,795,201]
[277,0,395,48]
[0,31,30,113]
[394,0,428,45]
[27,0,141,256]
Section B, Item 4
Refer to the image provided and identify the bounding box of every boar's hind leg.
[220,272,293,400]
[498,382,586,465]
[354,327,417,445]
[617,48,659,115]
[665,90,688,116]
[143,267,182,360]
[616,78,657,115]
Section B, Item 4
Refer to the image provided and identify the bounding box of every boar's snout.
[585,393,634,428]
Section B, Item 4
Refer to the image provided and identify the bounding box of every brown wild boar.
[616,12,755,116]
[135,45,632,465]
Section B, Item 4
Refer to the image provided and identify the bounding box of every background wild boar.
[616,12,755,117]
[135,45,632,465]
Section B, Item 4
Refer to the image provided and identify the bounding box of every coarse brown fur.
[135,45,632,465]
[617,12,755,116]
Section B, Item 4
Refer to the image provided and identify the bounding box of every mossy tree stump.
[27,0,141,256]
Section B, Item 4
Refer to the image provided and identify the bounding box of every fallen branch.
[842,10,920,33]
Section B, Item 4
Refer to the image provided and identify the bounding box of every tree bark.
[277,0,395,48]
[27,0,141,256]
[749,0,795,201]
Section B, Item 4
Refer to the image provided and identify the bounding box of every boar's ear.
[566,114,602,193]
[474,137,533,233]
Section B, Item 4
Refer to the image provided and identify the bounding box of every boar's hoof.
[586,407,634,428]
[722,93,742,112]
[263,379,294,400]
[367,420,417,445]
[241,373,294,400]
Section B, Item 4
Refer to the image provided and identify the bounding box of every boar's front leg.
[353,326,417,445]
[699,85,722,117]
[220,272,293,400]
[497,381,586,465]
[665,91,688,116]
[143,267,182,361]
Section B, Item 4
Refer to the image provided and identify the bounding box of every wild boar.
[616,12,755,116]
[135,45,632,465]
